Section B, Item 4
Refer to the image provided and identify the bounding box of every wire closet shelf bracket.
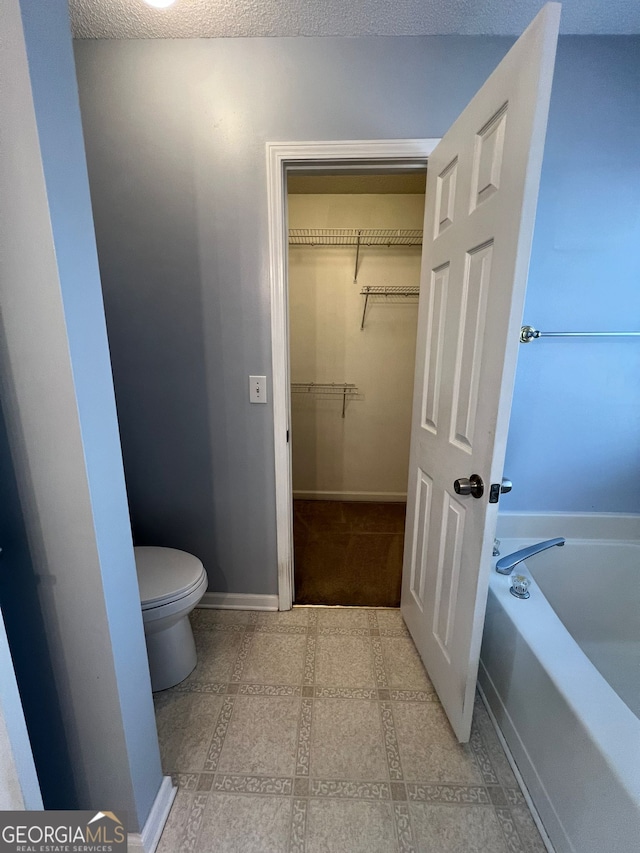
[359,285,420,330]
[291,382,358,418]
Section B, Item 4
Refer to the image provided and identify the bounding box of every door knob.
[453,474,484,499]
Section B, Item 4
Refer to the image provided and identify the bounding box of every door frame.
[267,139,440,610]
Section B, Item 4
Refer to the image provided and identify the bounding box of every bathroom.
[0,2,638,852]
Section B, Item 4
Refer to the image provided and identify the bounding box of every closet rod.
[520,325,640,343]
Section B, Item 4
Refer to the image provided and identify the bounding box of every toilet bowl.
[134,546,208,692]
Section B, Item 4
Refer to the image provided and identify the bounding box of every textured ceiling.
[70,0,640,38]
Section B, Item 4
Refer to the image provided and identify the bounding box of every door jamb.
[267,139,440,610]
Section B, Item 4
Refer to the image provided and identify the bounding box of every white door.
[401,3,560,742]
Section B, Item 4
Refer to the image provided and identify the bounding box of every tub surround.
[480,512,640,853]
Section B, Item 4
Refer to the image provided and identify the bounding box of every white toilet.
[134,546,208,692]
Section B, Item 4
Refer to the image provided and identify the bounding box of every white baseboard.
[199,592,279,611]
[293,490,407,503]
[128,775,176,853]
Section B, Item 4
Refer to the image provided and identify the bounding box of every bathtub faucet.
[495,538,565,575]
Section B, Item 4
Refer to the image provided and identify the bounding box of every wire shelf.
[291,382,359,418]
[359,285,420,329]
[289,228,423,246]
[360,286,420,297]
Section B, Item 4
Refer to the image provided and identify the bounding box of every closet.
[287,172,426,606]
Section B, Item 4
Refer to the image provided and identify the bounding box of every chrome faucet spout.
[495,537,565,575]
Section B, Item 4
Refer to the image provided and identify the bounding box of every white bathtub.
[479,513,640,853]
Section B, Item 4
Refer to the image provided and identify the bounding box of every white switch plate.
[249,375,267,403]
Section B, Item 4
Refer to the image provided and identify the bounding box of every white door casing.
[267,141,439,611]
[400,4,560,741]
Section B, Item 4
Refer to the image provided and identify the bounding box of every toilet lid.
[135,546,206,608]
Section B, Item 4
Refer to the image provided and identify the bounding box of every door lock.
[453,474,484,499]
[489,477,513,503]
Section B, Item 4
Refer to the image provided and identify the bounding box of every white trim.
[293,490,407,503]
[267,139,440,612]
[477,677,557,853]
[199,592,279,611]
[127,776,176,853]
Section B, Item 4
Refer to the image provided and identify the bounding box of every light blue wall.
[73,35,640,598]
[73,35,514,597]
[0,0,163,828]
[504,37,640,512]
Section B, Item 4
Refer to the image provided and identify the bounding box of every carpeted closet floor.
[293,500,406,607]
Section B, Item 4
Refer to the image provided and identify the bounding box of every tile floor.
[155,607,546,853]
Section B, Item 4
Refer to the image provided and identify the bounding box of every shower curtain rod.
[520,325,640,343]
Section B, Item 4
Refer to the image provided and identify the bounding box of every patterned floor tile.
[472,695,520,788]
[239,632,307,684]
[380,636,435,691]
[255,608,310,627]
[216,695,300,777]
[309,779,391,800]
[154,692,224,773]
[314,634,376,688]
[185,631,245,683]
[213,774,292,796]
[156,789,208,853]
[315,607,371,630]
[155,607,546,853]
[202,697,234,772]
[507,806,548,852]
[309,698,388,780]
[375,608,410,634]
[191,609,251,630]
[392,701,483,784]
[305,799,398,853]
[409,802,510,852]
[195,793,291,853]
[295,696,313,777]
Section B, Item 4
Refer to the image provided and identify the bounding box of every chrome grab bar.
[495,537,565,575]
